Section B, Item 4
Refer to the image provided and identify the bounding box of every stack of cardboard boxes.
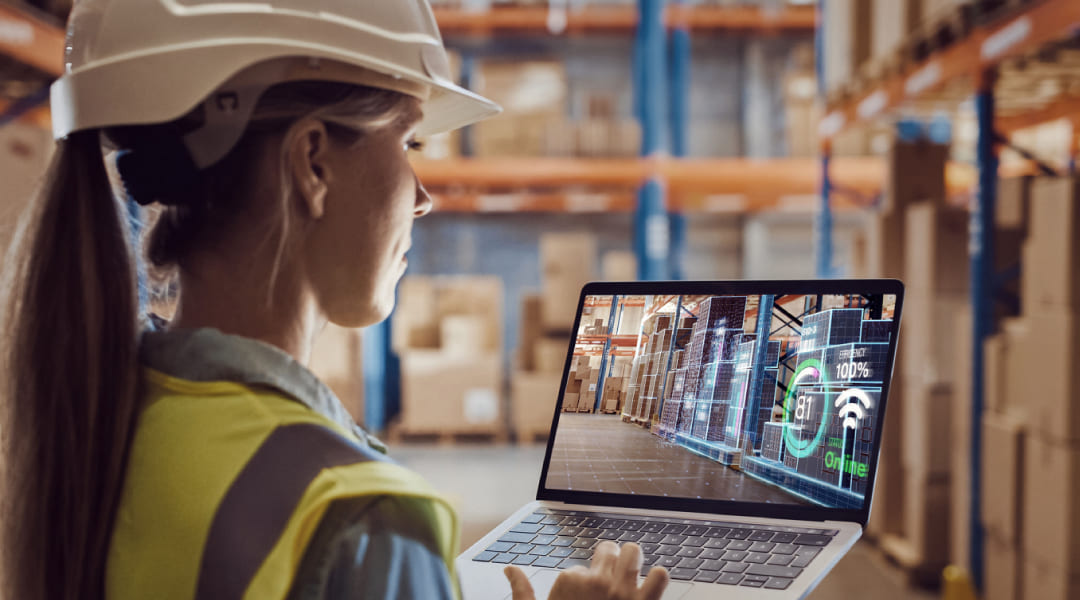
[979,176,1080,600]
[392,276,504,436]
[308,324,364,424]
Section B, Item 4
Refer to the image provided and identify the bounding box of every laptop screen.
[540,284,901,516]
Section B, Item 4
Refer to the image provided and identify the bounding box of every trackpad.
[515,569,693,600]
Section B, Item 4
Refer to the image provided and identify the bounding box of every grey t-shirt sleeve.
[287,495,456,600]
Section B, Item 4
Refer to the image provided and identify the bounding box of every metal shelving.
[816,0,1080,591]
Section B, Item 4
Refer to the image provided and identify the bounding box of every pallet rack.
[817,0,1080,591]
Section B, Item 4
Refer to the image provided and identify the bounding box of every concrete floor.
[546,414,808,504]
[393,442,935,600]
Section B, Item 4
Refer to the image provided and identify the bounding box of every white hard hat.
[51,0,500,166]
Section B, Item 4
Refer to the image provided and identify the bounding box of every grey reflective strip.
[196,423,386,600]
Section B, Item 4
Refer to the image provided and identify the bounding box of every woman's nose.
[414,176,433,217]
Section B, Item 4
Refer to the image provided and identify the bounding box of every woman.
[0,1,669,599]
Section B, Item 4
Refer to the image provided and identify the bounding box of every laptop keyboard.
[471,508,837,590]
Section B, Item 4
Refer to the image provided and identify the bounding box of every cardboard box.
[534,337,571,373]
[440,315,489,357]
[510,370,561,437]
[309,323,363,423]
[872,0,921,60]
[981,412,1025,545]
[900,379,953,479]
[540,233,597,332]
[399,351,503,432]
[563,392,580,411]
[997,176,1032,232]
[900,293,969,387]
[869,375,906,538]
[903,469,951,566]
[392,277,439,351]
[905,204,970,294]
[951,308,973,568]
[394,275,503,353]
[865,212,906,279]
[1022,556,1080,600]
[884,139,949,214]
[1023,313,1080,443]
[1021,435,1080,572]
[1001,319,1034,420]
[985,534,1022,600]
[822,0,871,94]
[434,276,503,351]
[518,294,543,371]
[1023,177,1080,311]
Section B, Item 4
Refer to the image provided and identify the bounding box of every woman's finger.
[504,566,537,600]
[590,541,620,577]
[637,566,670,600]
[613,542,644,596]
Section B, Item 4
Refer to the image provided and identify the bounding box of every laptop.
[457,279,904,599]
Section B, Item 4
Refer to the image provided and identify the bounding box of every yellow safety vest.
[107,368,460,600]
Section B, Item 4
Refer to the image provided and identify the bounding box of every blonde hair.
[1,81,418,600]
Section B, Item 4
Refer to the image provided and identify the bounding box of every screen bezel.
[535,279,905,526]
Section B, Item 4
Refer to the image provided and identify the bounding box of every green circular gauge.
[783,358,829,459]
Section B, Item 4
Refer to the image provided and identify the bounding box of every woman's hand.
[504,541,669,600]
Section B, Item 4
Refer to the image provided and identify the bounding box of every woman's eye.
[405,139,425,153]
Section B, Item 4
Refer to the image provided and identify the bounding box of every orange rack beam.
[433,5,815,36]
[821,0,1080,140]
[0,98,51,129]
[0,3,64,76]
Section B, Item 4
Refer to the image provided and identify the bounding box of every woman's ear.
[286,119,331,219]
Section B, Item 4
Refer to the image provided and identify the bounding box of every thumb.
[504,566,537,600]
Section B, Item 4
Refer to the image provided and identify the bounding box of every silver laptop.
[458,280,904,599]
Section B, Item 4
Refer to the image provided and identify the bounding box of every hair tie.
[115,138,201,207]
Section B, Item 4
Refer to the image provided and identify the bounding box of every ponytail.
[1,130,141,600]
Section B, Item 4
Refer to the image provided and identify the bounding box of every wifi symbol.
[834,389,873,430]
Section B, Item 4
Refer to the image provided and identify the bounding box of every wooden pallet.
[385,424,509,446]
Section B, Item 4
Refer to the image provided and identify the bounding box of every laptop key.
[771,532,798,544]
[723,551,749,562]
[704,538,731,550]
[620,520,645,532]
[600,519,626,529]
[530,545,554,556]
[740,576,768,588]
[550,547,574,558]
[661,524,689,535]
[677,558,704,569]
[661,534,687,545]
[534,556,563,569]
[658,556,681,569]
[558,558,591,570]
[486,541,514,553]
[694,571,721,583]
[747,564,803,579]
[582,518,604,528]
[746,553,770,564]
[571,538,595,549]
[748,530,775,542]
[640,543,660,554]
[656,545,680,556]
[793,534,831,546]
[791,551,819,568]
[510,543,535,554]
[675,547,702,558]
[552,536,575,547]
[473,551,497,562]
[684,525,709,536]
[700,548,725,560]
[727,541,752,551]
[750,542,776,553]
[705,527,731,538]
[498,532,535,544]
[641,532,666,544]
[824,529,840,536]
[640,522,666,533]
[701,559,725,571]
[682,536,707,548]
[560,516,584,526]
[619,531,645,543]
[669,568,697,581]
[765,578,794,590]
[512,554,538,566]
[521,513,545,524]
[540,516,562,525]
[767,554,795,566]
[581,528,603,538]
[493,553,516,564]
[772,543,797,555]
[642,554,659,566]
[560,526,584,537]
[570,549,593,560]
[539,525,563,535]
[721,562,748,573]
[532,535,557,546]
[717,573,744,585]
[726,528,752,540]
[511,523,544,535]
[599,530,621,541]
